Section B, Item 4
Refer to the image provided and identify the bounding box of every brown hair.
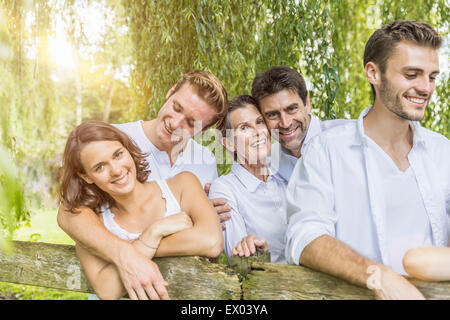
[60,121,150,214]
[169,70,228,128]
[251,66,308,106]
[364,20,442,98]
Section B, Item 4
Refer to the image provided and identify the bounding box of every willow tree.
[123,0,448,127]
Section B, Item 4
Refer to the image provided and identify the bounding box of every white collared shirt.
[285,106,450,274]
[209,163,288,263]
[269,115,350,183]
[113,120,218,187]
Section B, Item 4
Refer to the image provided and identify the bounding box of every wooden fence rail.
[1,241,449,300]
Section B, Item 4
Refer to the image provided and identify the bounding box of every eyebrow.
[90,147,123,170]
[173,101,184,111]
[402,67,440,75]
[236,120,251,127]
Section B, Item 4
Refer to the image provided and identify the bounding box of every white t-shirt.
[113,120,218,188]
[369,139,433,275]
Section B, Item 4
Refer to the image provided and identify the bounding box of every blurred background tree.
[0,0,448,240]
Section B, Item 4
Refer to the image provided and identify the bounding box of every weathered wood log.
[2,241,450,300]
[0,241,241,300]
[241,261,450,300]
[229,251,271,277]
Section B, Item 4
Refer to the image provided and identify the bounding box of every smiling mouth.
[279,126,299,138]
[163,122,173,135]
[404,95,427,106]
[250,138,267,147]
[111,171,129,185]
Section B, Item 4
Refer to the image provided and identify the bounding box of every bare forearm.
[300,235,379,288]
[155,226,223,258]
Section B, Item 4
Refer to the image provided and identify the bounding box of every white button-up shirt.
[113,120,218,187]
[269,115,350,183]
[209,163,288,263]
[285,106,450,273]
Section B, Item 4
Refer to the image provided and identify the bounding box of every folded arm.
[154,171,224,258]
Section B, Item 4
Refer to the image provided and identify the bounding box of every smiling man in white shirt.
[251,66,348,184]
[285,20,449,300]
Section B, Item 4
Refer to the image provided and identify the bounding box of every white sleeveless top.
[101,180,181,240]
[89,180,181,300]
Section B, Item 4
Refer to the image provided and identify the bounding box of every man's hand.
[232,234,269,257]
[116,244,170,300]
[204,183,231,230]
[366,265,425,300]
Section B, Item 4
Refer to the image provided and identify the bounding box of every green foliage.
[0,145,27,251]
[0,0,448,236]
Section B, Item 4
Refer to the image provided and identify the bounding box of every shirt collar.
[354,106,426,149]
[231,162,273,193]
[302,115,322,150]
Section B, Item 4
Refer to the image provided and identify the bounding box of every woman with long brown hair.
[60,121,223,300]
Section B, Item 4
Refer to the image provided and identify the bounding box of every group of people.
[57,20,450,300]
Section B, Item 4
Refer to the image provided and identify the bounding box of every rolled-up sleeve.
[208,179,248,261]
[285,138,337,265]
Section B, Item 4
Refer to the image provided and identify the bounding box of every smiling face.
[154,83,217,150]
[373,41,440,121]
[79,140,137,197]
[258,89,311,157]
[224,104,271,165]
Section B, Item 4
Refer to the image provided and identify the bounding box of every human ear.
[77,172,94,185]
[365,62,380,87]
[305,95,311,114]
[222,136,235,153]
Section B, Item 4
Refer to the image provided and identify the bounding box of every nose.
[415,77,434,96]
[170,113,185,130]
[279,113,292,129]
[109,162,122,177]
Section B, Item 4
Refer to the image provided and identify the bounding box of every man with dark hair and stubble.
[251,66,349,185]
[285,20,449,299]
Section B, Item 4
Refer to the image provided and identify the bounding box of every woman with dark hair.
[60,121,223,300]
[209,96,288,264]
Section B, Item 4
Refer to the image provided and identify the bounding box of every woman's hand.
[232,234,269,257]
[144,212,193,243]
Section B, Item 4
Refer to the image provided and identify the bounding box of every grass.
[0,207,89,300]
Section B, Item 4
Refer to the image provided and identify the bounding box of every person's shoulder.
[311,120,357,147]
[321,118,354,130]
[170,171,202,186]
[111,120,142,131]
[417,125,450,161]
[209,170,238,195]
[418,125,449,145]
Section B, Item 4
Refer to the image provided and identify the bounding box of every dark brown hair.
[60,121,150,214]
[251,66,308,106]
[364,20,442,98]
[169,70,228,128]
